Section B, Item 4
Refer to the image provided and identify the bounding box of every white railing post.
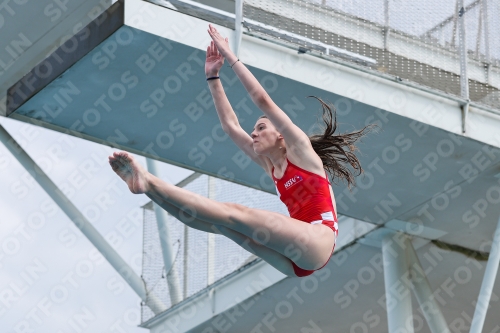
[383,0,390,50]
[207,176,216,286]
[482,0,491,83]
[234,0,243,57]
[183,224,189,298]
[457,0,469,100]
[457,0,470,134]
[382,233,414,333]
[146,158,182,305]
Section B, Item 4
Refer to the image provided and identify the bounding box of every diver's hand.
[207,24,236,63]
[205,40,225,77]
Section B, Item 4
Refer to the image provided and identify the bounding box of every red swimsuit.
[272,158,338,277]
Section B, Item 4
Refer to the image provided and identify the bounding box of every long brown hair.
[307,96,375,189]
[260,96,375,189]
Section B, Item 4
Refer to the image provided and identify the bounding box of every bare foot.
[108,151,150,194]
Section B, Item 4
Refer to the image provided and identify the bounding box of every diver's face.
[251,118,282,154]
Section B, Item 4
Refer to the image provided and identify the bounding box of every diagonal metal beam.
[406,239,450,333]
[0,125,166,314]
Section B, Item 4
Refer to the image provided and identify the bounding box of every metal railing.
[244,0,499,109]
[160,0,500,111]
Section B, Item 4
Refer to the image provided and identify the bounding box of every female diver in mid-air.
[109,24,372,277]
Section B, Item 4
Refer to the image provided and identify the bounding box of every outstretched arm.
[205,39,270,172]
[207,24,310,150]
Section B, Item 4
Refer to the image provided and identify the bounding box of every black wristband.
[206,76,220,81]
[230,59,240,68]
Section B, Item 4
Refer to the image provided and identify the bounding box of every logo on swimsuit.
[284,175,303,189]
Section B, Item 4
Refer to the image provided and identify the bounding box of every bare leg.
[213,225,295,276]
[150,194,219,234]
[148,194,295,276]
[109,152,336,270]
